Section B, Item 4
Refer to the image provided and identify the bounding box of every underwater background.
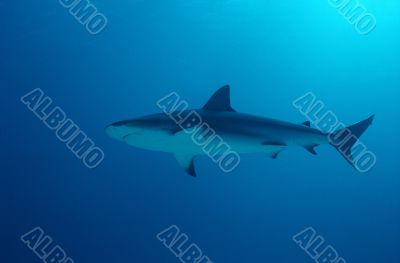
[2,0,399,262]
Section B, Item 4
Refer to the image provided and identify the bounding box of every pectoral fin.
[174,153,197,177]
[262,143,286,159]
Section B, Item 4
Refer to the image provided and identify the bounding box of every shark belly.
[123,129,205,154]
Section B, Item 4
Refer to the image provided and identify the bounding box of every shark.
[106,85,374,176]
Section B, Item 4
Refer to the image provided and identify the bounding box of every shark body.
[106,86,374,176]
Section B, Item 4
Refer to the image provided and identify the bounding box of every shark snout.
[105,123,127,141]
[105,120,144,141]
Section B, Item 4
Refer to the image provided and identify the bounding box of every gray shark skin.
[106,85,375,176]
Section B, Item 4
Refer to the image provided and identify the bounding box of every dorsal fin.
[203,85,236,112]
[301,121,311,127]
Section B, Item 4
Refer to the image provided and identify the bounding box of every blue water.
[2,0,399,262]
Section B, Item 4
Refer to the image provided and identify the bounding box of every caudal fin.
[329,115,375,170]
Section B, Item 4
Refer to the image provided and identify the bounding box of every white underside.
[124,129,285,156]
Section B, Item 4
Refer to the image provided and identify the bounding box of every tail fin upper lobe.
[329,115,375,170]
